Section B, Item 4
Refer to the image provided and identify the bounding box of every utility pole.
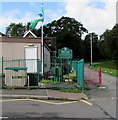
[90,33,92,66]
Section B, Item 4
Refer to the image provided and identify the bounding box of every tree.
[42,16,88,58]
[6,23,26,37]
[99,24,118,60]
[43,16,88,37]
[83,33,101,61]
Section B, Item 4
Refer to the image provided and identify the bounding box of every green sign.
[58,47,73,59]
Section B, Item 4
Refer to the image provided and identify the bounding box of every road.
[0,64,117,119]
[1,98,111,119]
[85,64,117,119]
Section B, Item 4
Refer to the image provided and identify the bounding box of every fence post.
[99,67,102,85]
[37,59,40,83]
[81,59,84,91]
[77,59,84,90]
[77,61,80,84]
[2,56,4,88]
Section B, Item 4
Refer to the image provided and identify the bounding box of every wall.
[1,42,41,59]
[44,46,50,72]
[0,42,41,74]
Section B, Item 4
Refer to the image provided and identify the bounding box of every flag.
[29,19,40,29]
[38,7,44,22]
[30,7,44,29]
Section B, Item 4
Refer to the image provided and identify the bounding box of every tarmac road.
[85,64,117,119]
[0,64,117,119]
[1,98,111,119]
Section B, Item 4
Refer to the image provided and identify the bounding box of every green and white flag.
[30,7,44,29]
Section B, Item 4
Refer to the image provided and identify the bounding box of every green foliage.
[55,98,69,101]
[81,98,86,100]
[6,23,26,37]
[5,18,118,61]
[63,73,77,82]
[6,86,14,90]
[83,33,101,61]
[89,61,118,76]
[63,75,69,79]
[69,73,77,82]
[42,16,88,59]
[99,24,118,60]
[40,80,54,83]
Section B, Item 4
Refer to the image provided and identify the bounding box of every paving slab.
[47,89,88,100]
[1,89,88,100]
[2,89,47,96]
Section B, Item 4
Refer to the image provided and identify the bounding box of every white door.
[24,46,38,73]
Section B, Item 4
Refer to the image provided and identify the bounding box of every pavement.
[0,89,88,100]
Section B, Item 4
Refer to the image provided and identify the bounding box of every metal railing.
[1,58,42,88]
[50,57,85,90]
[84,67,102,85]
[1,57,85,90]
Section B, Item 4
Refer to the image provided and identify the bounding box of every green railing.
[1,58,42,88]
[1,57,84,90]
[51,57,85,90]
[69,59,84,90]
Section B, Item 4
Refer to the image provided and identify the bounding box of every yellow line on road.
[56,101,78,105]
[0,99,31,102]
[1,99,78,105]
[80,100,93,106]
[1,99,93,105]
[30,99,78,105]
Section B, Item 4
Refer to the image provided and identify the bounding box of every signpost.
[58,47,73,59]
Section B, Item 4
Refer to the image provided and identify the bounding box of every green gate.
[50,57,84,90]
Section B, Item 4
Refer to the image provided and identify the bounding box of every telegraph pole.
[90,33,92,66]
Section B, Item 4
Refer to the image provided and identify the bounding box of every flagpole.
[41,3,44,76]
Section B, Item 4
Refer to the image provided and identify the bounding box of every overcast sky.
[0,0,117,37]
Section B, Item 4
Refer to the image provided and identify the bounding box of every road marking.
[1,99,93,105]
[80,100,93,106]
[0,99,31,102]
[1,99,78,105]
[31,99,78,105]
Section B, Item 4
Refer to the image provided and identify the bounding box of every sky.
[0,0,117,37]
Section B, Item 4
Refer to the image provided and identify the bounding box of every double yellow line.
[0,99,93,105]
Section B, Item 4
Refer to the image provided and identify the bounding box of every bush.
[6,86,14,90]
[69,73,77,82]
[63,73,77,82]
[40,80,54,84]
[63,75,69,79]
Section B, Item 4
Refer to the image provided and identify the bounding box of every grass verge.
[89,60,118,77]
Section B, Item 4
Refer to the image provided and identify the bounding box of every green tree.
[83,33,101,61]
[6,23,26,37]
[100,24,118,60]
[42,16,88,58]
[43,16,88,37]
